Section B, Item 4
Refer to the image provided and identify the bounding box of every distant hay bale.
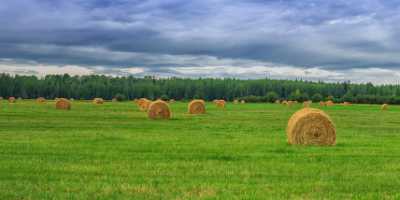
[70,98,74,101]
[214,99,226,108]
[188,99,206,114]
[56,98,71,110]
[381,104,388,111]
[137,98,152,111]
[0,97,3,100]
[319,101,326,106]
[287,101,295,107]
[240,100,246,104]
[282,100,288,105]
[147,100,171,120]
[303,101,312,108]
[287,108,336,146]
[275,100,281,104]
[342,102,351,106]
[169,99,175,103]
[8,97,16,103]
[93,98,104,104]
[112,98,117,102]
[326,100,334,106]
[233,99,239,104]
[36,97,46,103]
[17,97,22,101]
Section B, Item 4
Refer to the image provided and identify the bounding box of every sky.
[1,0,400,84]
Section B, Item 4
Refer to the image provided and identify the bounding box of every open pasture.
[1,100,400,199]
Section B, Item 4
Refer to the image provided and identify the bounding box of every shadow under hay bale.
[188,99,206,114]
[56,98,71,110]
[286,108,336,146]
[147,100,171,120]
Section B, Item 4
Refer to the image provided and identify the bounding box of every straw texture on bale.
[381,104,388,111]
[188,99,206,114]
[326,100,334,106]
[93,98,104,104]
[36,97,46,103]
[137,98,152,111]
[56,98,71,110]
[303,101,312,108]
[8,97,16,103]
[214,100,226,108]
[147,100,171,120]
[287,108,336,146]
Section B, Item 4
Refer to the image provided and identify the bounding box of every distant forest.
[1,73,400,104]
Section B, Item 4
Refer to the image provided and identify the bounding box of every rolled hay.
[343,102,351,106]
[275,100,281,104]
[169,99,175,103]
[56,98,71,110]
[137,98,152,111]
[70,98,74,101]
[326,100,334,106]
[188,99,206,114]
[0,97,3,100]
[112,98,117,102]
[240,100,246,104]
[319,101,326,106]
[214,100,226,108]
[147,100,171,120]
[381,104,388,111]
[287,108,336,146]
[282,100,288,106]
[287,101,295,107]
[36,97,46,103]
[8,97,16,103]
[93,98,104,104]
[233,99,239,104]
[303,101,312,108]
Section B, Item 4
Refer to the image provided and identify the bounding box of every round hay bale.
[36,97,46,103]
[112,98,117,102]
[303,101,312,108]
[188,99,206,114]
[240,100,246,104]
[93,98,104,104]
[169,99,175,103]
[56,98,71,110]
[381,104,388,111]
[326,100,334,106]
[282,100,288,106]
[147,100,171,120]
[319,101,326,106]
[0,97,3,100]
[70,98,74,101]
[287,101,294,107]
[137,98,152,111]
[343,102,351,106]
[233,99,239,104]
[287,108,336,146]
[275,100,281,104]
[8,97,16,103]
[214,99,226,108]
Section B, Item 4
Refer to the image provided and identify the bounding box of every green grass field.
[1,100,400,199]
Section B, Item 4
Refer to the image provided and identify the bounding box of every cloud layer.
[1,0,400,83]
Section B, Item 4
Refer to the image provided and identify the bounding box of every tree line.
[1,73,400,104]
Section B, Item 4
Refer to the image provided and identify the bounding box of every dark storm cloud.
[1,0,400,79]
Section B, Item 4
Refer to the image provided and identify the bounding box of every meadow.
[1,100,400,199]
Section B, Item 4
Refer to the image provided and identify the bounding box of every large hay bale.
[137,98,152,111]
[8,97,16,103]
[147,100,171,119]
[56,98,71,110]
[381,104,388,111]
[93,98,104,104]
[303,101,312,108]
[326,100,334,106]
[214,99,226,108]
[188,99,206,114]
[287,108,336,146]
[36,97,46,103]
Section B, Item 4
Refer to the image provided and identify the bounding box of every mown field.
[1,100,400,199]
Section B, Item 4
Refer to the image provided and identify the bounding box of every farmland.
[1,100,400,199]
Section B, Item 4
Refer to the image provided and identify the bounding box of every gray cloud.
[1,0,400,82]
